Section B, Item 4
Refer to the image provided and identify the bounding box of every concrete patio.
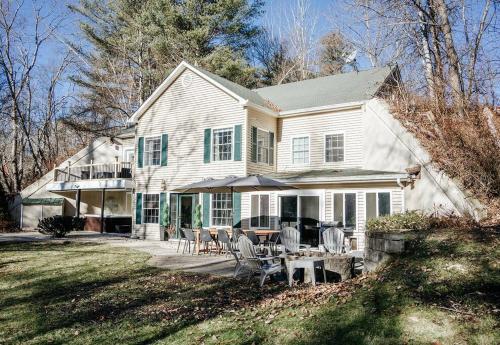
[0,231,236,277]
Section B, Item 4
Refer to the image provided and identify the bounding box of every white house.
[15,61,480,250]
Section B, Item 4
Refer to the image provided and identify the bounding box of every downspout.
[397,177,406,212]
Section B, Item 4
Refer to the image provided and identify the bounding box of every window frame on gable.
[291,136,310,165]
[212,127,233,161]
[324,132,345,163]
[144,136,161,166]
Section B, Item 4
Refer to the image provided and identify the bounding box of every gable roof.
[188,65,270,109]
[255,67,394,112]
[128,61,396,123]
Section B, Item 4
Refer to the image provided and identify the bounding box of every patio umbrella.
[173,176,240,193]
[226,175,296,192]
[173,175,296,228]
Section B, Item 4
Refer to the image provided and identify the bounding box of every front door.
[179,195,194,229]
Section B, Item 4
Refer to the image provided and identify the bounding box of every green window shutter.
[204,128,211,163]
[202,193,211,227]
[269,132,275,166]
[233,192,241,228]
[137,137,144,168]
[161,134,168,166]
[159,192,166,225]
[135,193,143,224]
[234,125,242,161]
[251,126,257,163]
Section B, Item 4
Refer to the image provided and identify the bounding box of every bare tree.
[0,1,73,193]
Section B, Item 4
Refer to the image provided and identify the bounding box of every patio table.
[192,229,280,255]
[284,256,326,287]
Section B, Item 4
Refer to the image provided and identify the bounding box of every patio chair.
[280,227,311,255]
[218,229,245,277]
[182,228,196,255]
[238,236,283,287]
[262,232,280,256]
[217,228,232,256]
[177,228,187,253]
[231,228,243,243]
[245,230,261,246]
[200,228,217,255]
[322,227,350,254]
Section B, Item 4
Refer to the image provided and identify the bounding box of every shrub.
[366,211,431,233]
[37,216,85,238]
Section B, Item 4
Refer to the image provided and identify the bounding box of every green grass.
[0,228,498,344]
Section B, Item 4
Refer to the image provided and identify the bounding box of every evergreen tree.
[68,0,263,132]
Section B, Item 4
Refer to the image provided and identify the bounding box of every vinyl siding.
[246,109,277,175]
[277,108,363,172]
[133,69,247,239]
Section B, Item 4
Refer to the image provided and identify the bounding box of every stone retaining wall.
[364,230,421,272]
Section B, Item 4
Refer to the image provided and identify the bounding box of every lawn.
[0,228,498,345]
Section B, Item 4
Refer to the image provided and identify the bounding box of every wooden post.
[75,189,81,218]
[53,163,57,181]
[89,160,93,180]
[100,188,106,233]
[67,161,71,181]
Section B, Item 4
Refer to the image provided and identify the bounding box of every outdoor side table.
[285,257,326,287]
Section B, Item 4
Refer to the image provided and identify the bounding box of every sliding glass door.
[279,195,321,246]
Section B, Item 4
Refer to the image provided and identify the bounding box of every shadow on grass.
[295,228,499,345]
[0,241,287,344]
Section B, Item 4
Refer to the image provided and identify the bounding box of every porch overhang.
[45,179,134,192]
[268,169,411,185]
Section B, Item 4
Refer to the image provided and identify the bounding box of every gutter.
[278,101,365,118]
[273,173,410,185]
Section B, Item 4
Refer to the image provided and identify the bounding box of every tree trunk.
[417,5,435,100]
[433,0,464,114]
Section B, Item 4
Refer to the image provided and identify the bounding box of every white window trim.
[211,126,234,162]
[290,135,310,166]
[143,135,162,167]
[143,192,160,224]
[254,127,273,166]
[365,190,393,218]
[323,131,346,163]
[332,191,358,231]
[122,146,134,162]
[250,192,271,229]
[276,189,326,228]
[210,192,233,228]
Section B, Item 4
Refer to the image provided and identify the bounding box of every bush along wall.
[364,211,431,272]
[37,216,85,238]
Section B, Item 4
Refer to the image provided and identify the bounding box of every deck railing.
[53,162,133,182]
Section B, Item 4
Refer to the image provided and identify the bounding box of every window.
[212,193,232,226]
[333,192,357,228]
[213,128,233,161]
[143,194,159,224]
[251,194,270,228]
[257,129,270,164]
[325,133,344,162]
[366,192,391,221]
[292,137,309,164]
[144,137,161,166]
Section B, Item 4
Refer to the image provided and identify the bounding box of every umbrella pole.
[230,186,234,229]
